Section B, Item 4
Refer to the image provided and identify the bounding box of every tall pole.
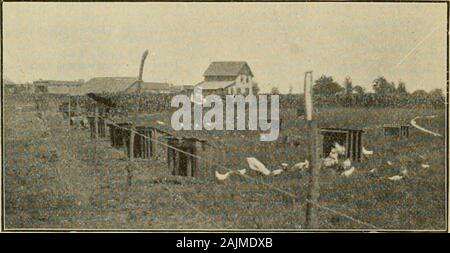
[304,71,321,229]
[137,50,149,114]
[94,102,98,139]
[68,95,71,130]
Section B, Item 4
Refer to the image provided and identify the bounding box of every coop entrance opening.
[320,128,363,161]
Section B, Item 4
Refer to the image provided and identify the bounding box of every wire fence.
[86,101,380,229]
[3,96,385,230]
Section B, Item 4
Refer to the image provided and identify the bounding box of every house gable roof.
[75,77,137,95]
[203,61,253,77]
[33,80,83,86]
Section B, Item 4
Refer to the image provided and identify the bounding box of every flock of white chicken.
[215,142,431,182]
[215,157,309,181]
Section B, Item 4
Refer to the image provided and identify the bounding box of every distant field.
[2,97,447,230]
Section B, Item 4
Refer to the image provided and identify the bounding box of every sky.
[2,2,448,93]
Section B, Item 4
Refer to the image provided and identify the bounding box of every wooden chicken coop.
[87,115,107,138]
[131,126,155,159]
[166,137,208,178]
[108,122,132,148]
[114,124,170,160]
[320,128,364,161]
[383,124,410,139]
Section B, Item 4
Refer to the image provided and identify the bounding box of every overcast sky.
[3,2,447,93]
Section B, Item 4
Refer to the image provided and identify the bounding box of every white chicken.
[388,175,403,181]
[246,157,271,176]
[401,169,408,176]
[291,160,309,171]
[341,166,355,177]
[81,117,89,129]
[342,158,352,169]
[271,169,284,176]
[421,164,430,169]
[281,163,289,168]
[369,168,377,173]
[215,171,231,181]
[362,147,374,156]
[387,161,393,166]
[323,157,338,167]
[237,169,247,175]
[333,142,346,155]
[329,150,339,160]
[157,121,165,125]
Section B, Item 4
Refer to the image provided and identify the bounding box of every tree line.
[272,75,445,109]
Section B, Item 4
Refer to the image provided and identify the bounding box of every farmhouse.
[33,79,84,94]
[193,61,257,96]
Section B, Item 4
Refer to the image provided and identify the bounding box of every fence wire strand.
[20,102,381,229]
[83,109,380,230]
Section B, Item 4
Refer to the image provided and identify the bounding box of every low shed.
[320,128,364,161]
[383,124,410,138]
[166,137,209,178]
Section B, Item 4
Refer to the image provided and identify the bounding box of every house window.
[240,76,244,83]
[237,88,241,94]
[230,88,234,94]
[246,76,249,83]
[245,88,250,95]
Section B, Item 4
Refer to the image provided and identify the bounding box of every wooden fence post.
[94,102,98,139]
[68,95,71,124]
[304,71,321,229]
[129,124,135,161]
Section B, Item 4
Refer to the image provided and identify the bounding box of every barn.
[33,79,84,94]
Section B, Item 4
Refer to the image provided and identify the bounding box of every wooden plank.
[186,149,192,177]
[304,71,320,229]
[129,125,135,161]
[94,103,98,139]
[357,131,362,161]
[167,143,174,175]
[345,131,351,158]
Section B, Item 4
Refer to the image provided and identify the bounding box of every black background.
[0,233,449,252]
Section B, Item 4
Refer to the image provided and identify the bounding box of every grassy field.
[2,97,447,230]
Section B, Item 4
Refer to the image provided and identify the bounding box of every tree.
[373,76,396,95]
[343,76,353,95]
[429,88,443,98]
[396,81,407,94]
[428,88,445,107]
[271,86,280,95]
[411,90,428,98]
[313,75,343,96]
[252,82,260,95]
[353,85,365,96]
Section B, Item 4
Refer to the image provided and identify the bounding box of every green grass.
[3,97,446,230]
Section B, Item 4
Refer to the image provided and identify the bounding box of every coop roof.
[203,61,253,77]
[110,113,209,144]
[383,124,409,128]
[320,127,364,133]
